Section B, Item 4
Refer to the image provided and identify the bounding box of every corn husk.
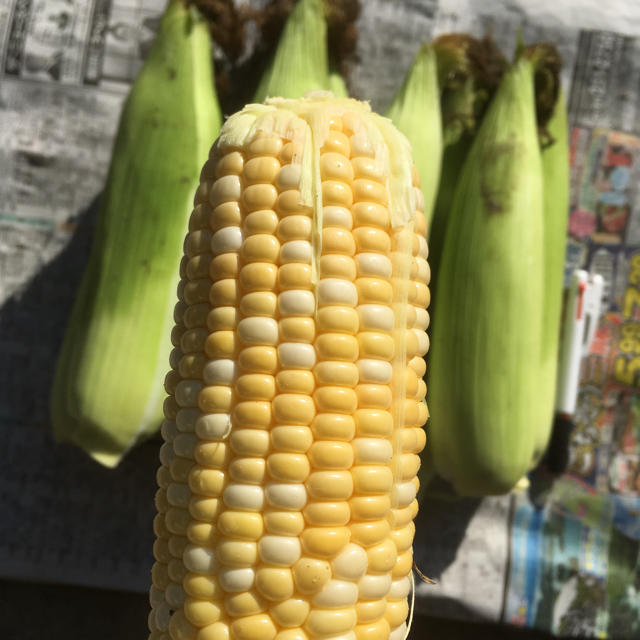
[428,34,506,287]
[386,44,442,227]
[50,1,221,467]
[533,84,569,464]
[427,58,545,496]
[253,0,330,102]
[328,69,349,97]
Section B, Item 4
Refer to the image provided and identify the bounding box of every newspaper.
[1,1,640,638]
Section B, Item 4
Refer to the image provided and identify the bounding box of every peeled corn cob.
[50,1,221,467]
[148,95,429,640]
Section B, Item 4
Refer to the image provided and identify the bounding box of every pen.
[545,269,604,474]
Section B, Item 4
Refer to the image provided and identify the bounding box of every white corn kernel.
[174,438,201,466]
[176,408,200,433]
[278,290,315,316]
[392,481,417,507]
[159,442,175,467]
[218,567,255,592]
[259,535,302,566]
[323,206,353,229]
[149,586,164,608]
[183,545,218,574]
[277,164,302,190]
[318,279,358,306]
[265,483,308,510]
[312,580,359,608]
[165,583,187,609]
[161,420,179,442]
[211,226,243,254]
[352,438,393,464]
[355,253,392,278]
[389,576,411,600]
[223,484,265,511]
[167,483,191,507]
[238,317,279,345]
[154,602,171,631]
[415,256,429,283]
[414,307,429,331]
[357,304,394,331]
[280,240,312,263]
[417,234,428,259]
[358,573,392,599]
[356,359,392,383]
[278,343,316,369]
[389,623,408,640]
[175,380,203,407]
[195,413,232,440]
[203,359,236,385]
[413,328,429,356]
[331,544,368,581]
[210,174,242,204]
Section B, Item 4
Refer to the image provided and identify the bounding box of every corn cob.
[148,95,429,640]
[427,58,545,496]
[386,44,442,229]
[50,1,221,466]
[254,0,330,102]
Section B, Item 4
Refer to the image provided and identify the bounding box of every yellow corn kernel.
[308,441,354,469]
[264,511,305,536]
[255,566,295,601]
[350,519,392,547]
[319,255,357,280]
[216,539,258,567]
[270,598,310,628]
[301,527,350,557]
[356,599,388,623]
[224,590,267,617]
[270,426,313,453]
[274,628,308,640]
[354,618,391,640]
[230,614,277,640]
[293,557,332,595]
[276,370,315,394]
[303,501,351,526]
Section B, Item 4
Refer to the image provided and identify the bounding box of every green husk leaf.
[386,44,442,227]
[328,70,349,97]
[523,42,562,132]
[428,34,506,287]
[533,87,570,464]
[50,0,221,467]
[253,0,329,102]
[434,34,506,146]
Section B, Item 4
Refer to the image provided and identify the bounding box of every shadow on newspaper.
[0,194,150,459]
[0,196,160,591]
[413,477,483,580]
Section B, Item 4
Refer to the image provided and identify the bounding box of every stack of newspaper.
[1,1,639,636]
